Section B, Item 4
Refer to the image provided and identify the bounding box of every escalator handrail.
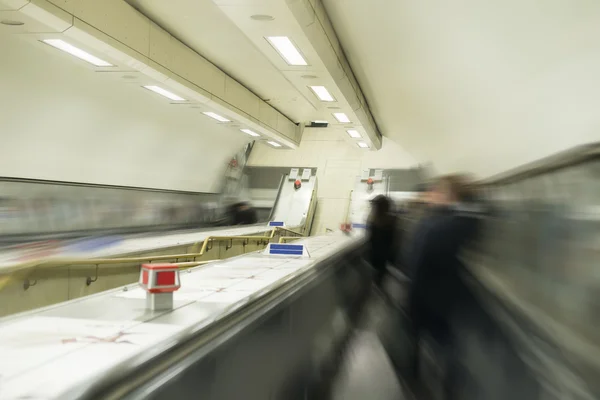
[461,263,596,398]
[267,173,286,222]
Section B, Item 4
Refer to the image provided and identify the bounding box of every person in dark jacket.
[406,175,479,399]
[402,182,435,278]
[366,195,397,289]
[233,202,258,225]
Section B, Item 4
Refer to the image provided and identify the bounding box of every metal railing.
[0,226,304,290]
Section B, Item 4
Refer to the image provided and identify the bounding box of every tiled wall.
[248,133,418,234]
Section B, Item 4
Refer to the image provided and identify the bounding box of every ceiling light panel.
[357,142,369,148]
[203,112,230,122]
[143,85,185,101]
[42,39,113,67]
[333,113,351,123]
[241,129,260,137]
[309,86,335,102]
[267,141,282,147]
[347,129,362,138]
[266,36,307,66]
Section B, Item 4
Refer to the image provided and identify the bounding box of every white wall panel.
[0,33,246,192]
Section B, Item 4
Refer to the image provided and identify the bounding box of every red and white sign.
[139,264,181,294]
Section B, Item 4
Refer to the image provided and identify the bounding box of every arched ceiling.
[127,0,600,177]
[322,0,600,177]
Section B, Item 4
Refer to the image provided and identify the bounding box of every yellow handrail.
[171,260,214,269]
[0,227,304,277]
[278,236,301,244]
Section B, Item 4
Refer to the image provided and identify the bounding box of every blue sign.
[351,223,367,229]
[268,221,285,227]
[267,244,304,256]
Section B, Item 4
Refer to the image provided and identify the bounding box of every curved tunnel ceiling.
[322,0,600,177]
[124,0,600,177]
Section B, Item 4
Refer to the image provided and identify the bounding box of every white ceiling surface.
[323,0,600,177]
[0,32,247,191]
[124,0,381,150]
[124,0,316,123]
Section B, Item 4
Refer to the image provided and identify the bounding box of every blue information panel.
[268,244,304,256]
[268,221,285,227]
[264,243,310,258]
[351,223,367,229]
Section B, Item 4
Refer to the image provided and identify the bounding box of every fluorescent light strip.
[347,129,362,138]
[267,141,282,148]
[266,36,307,66]
[241,128,260,137]
[203,112,230,122]
[309,86,335,102]
[333,112,351,123]
[357,142,369,148]
[143,85,185,101]
[42,39,113,67]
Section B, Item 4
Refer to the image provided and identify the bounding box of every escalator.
[53,252,593,400]
[61,236,370,400]
[2,231,594,400]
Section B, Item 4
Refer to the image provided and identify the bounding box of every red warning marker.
[139,264,180,310]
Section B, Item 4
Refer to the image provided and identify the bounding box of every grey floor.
[327,270,594,400]
[329,282,410,399]
[330,330,405,400]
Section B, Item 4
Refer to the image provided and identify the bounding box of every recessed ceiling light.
[347,129,361,138]
[203,111,230,122]
[357,142,369,148]
[266,36,307,66]
[1,20,24,26]
[251,14,274,21]
[41,39,113,67]
[333,112,351,123]
[309,86,335,102]
[267,141,282,147]
[241,128,260,137]
[143,85,185,101]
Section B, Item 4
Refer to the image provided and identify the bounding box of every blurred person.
[233,201,258,225]
[406,174,479,400]
[401,182,438,278]
[366,195,397,289]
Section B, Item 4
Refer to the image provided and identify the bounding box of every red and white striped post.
[139,263,181,311]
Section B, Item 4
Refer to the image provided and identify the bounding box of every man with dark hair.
[406,175,479,399]
[233,201,258,225]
